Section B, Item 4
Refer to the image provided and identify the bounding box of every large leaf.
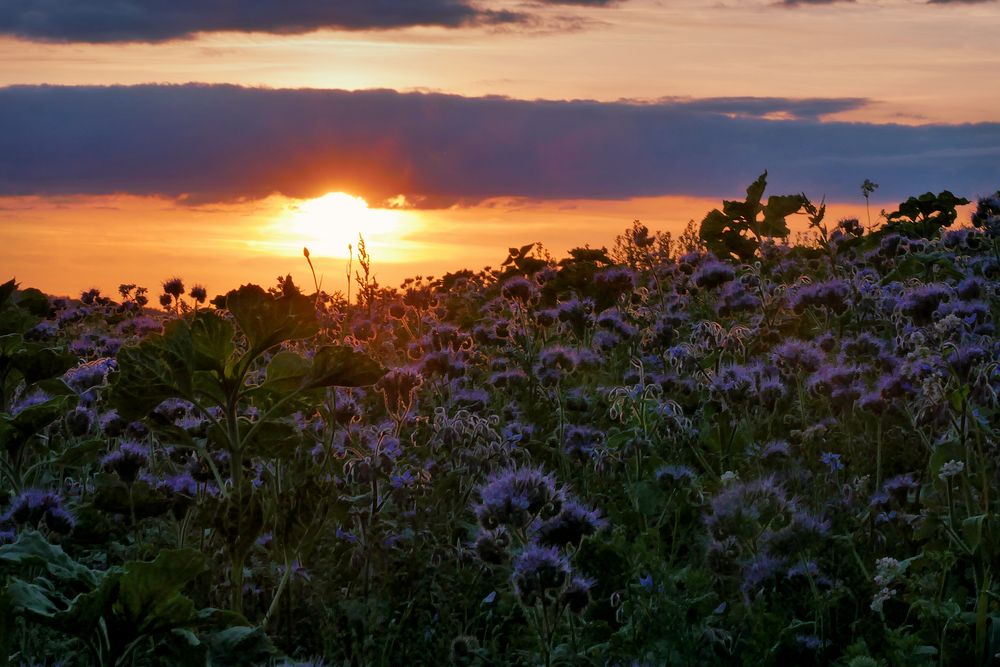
[0,394,76,455]
[114,548,206,636]
[203,626,278,667]
[224,284,319,357]
[760,194,804,238]
[13,344,79,385]
[0,530,99,587]
[183,311,237,377]
[112,324,197,419]
[304,345,386,389]
[262,350,312,394]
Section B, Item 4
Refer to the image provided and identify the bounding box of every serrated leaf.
[224,284,318,357]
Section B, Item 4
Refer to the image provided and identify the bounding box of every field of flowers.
[2,176,999,666]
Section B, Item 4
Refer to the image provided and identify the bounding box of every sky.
[1,0,998,298]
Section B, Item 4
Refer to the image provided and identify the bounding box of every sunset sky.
[2,0,998,298]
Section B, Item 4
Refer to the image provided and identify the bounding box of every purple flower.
[820,452,844,473]
[10,390,50,416]
[559,575,594,614]
[4,489,73,535]
[898,283,951,324]
[655,464,696,490]
[535,499,607,547]
[501,276,536,302]
[692,260,736,289]
[510,544,571,606]
[101,441,148,484]
[162,277,185,299]
[562,424,605,458]
[474,466,563,530]
[788,279,850,314]
[771,339,824,374]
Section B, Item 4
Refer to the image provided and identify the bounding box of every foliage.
[2,183,999,665]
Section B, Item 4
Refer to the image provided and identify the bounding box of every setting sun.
[278,191,412,259]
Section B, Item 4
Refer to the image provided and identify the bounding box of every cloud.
[0,84,997,207]
[0,0,528,43]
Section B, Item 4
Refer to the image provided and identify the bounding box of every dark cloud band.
[0,1,523,43]
[0,84,997,206]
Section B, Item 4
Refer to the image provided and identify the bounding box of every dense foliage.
[2,177,999,666]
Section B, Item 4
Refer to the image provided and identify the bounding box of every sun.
[281,192,408,259]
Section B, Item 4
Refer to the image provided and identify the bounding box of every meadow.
[1,174,999,666]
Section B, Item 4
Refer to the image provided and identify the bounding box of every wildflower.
[162,277,185,299]
[10,390,50,416]
[788,279,850,314]
[101,441,149,484]
[474,526,511,564]
[692,260,736,289]
[510,544,571,606]
[898,283,951,324]
[870,586,896,613]
[820,452,844,473]
[474,466,564,530]
[189,284,208,303]
[938,459,965,481]
[655,464,696,491]
[562,424,605,458]
[559,575,594,614]
[501,275,535,302]
[65,405,95,436]
[4,489,73,535]
[536,499,607,547]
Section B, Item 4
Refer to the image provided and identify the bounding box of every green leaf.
[184,311,237,377]
[262,350,311,393]
[56,437,107,468]
[0,530,99,587]
[203,626,277,667]
[760,194,804,238]
[224,284,319,357]
[304,345,386,389]
[114,548,206,636]
[1,394,76,455]
[13,344,78,385]
[112,329,195,420]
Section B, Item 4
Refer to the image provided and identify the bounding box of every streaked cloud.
[1,84,997,207]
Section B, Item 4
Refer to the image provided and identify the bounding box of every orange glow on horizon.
[260,192,422,261]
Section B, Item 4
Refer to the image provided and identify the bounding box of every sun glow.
[277,191,415,260]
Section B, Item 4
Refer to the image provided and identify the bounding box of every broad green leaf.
[203,626,277,667]
[181,311,237,376]
[224,284,319,357]
[262,350,311,393]
[304,345,386,389]
[112,327,196,419]
[0,531,99,587]
[114,548,206,636]
[13,344,78,385]
[760,194,804,238]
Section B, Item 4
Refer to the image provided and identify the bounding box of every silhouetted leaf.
[223,284,318,357]
[304,345,386,389]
